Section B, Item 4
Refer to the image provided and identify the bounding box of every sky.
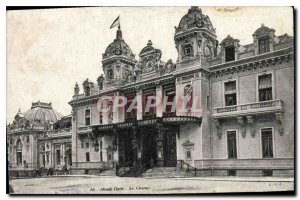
[6,6,293,123]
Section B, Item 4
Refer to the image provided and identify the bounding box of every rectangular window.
[86,142,89,149]
[85,109,91,126]
[259,36,270,54]
[86,152,90,162]
[225,45,235,62]
[224,81,237,106]
[186,150,191,159]
[261,128,274,158]
[227,131,237,159]
[207,96,210,110]
[46,154,49,164]
[42,154,46,165]
[125,94,137,121]
[100,151,103,162]
[184,44,193,57]
[99,112,103,124]
[17,152,22,165]
[258,74,272,101]
[143,91,156,119]
[56,150,61,165]
[164,90,176,116]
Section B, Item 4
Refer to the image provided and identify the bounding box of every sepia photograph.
[6,6,294,194]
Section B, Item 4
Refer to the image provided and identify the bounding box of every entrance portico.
[91,116,202,171]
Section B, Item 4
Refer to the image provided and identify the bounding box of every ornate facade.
[8,7,294,177]
[7,102,72,177]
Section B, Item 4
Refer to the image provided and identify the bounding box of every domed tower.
[174,7,218,67]
[102,26,137,89]
[173,7,217,162]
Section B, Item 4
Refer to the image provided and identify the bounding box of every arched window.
[16,139,22,165]
[183,44,193,58]
[107,69,114,80]
[258,36,270,54]
[184,84,193,112]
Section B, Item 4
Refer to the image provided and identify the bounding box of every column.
[113,128,119,164]
[156,124,164,167]
[136,89,143,120]
[71,107,78,167]
[156,85,163,117]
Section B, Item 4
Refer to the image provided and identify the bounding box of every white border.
[2,2,298,197]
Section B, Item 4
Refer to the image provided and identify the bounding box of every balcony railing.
[78,126,92,132]
[162,112,176,117]
[213,99,284,118]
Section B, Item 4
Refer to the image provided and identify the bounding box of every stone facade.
[7,102,72,177]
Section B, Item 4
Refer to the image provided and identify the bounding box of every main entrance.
[118,125,177,168]
[141,128,157,168]
[163,132,177,167]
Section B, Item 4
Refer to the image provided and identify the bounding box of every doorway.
[163,132,177,167]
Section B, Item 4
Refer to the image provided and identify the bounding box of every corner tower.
[174,7,218,70]
[174,7,215,163]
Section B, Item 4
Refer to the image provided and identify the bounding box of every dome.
[253,24,275,37]
[175,7,215,35]
[23,101,63,127]
[102,27,135,60]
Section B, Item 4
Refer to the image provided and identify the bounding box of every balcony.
[213,99,284,119]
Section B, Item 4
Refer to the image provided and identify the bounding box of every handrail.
[116,160,133,176]
[178,160,200,176]
[104,161,115,169]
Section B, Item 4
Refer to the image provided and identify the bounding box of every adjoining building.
[7,102,72,177]
[7,7,294,177]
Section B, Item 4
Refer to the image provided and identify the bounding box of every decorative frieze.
[210,51,293,81]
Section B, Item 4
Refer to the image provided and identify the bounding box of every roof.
[253,24,275,37]
[175,6,215,35]
[102,27,135,60]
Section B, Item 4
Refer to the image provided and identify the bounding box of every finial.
[116,27,122,39]
[147,40,153,46]
[18,108,21,113]
[261,23,265,27]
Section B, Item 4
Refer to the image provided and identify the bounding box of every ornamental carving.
[246,116,256,137]
[102,28,135,60]
[138,40,165,74]
[275,113,284,136]
[237,116,246,138]
[175,7,215,34]
[213,119,222,139]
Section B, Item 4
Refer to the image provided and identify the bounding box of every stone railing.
[213,99,284,118]
[9,162,38,169]
[78,126,92,133]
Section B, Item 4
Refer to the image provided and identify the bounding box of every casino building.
[8,7,294,177]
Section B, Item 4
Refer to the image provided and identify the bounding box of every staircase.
[99,169,117,176]
[142,167,195,178]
